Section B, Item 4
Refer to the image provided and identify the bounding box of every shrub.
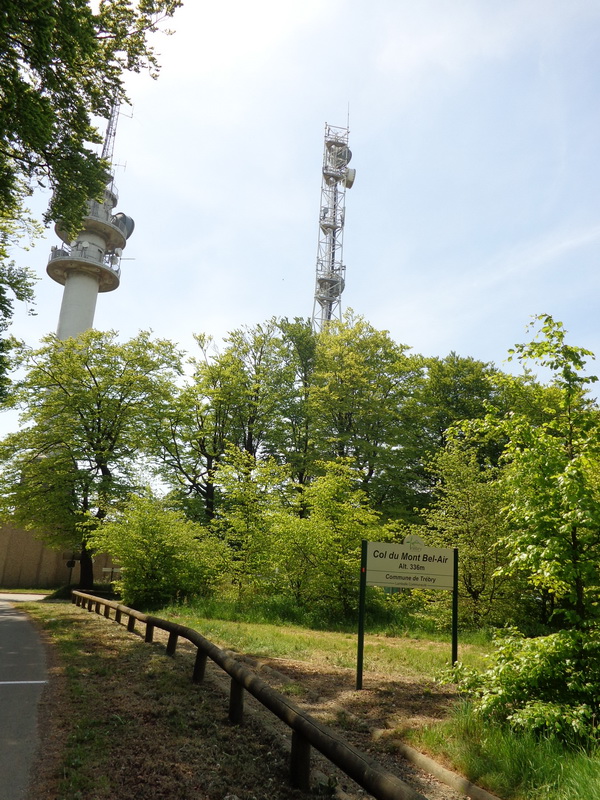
[457,627,600,744]
[90,494,229,608]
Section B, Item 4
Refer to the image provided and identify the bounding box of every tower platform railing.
[48,245,121,280]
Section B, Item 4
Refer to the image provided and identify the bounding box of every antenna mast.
[101,99,120,165]
[311,122,356,332]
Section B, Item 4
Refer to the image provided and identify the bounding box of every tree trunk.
[205,479,215,521]
[78,541,94,589]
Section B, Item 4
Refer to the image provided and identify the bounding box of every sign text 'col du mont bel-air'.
[365,536,455,591]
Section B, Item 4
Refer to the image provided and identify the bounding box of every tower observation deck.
[46,103,134,339]
[311,123,356,332]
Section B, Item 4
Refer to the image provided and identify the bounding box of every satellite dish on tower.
[113,212,135,239]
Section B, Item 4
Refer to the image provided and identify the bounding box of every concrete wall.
[0,525,116,589]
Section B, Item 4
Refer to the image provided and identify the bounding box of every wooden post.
[290,731,311,791]
[104,604,111,619]
[145,623,154,643]
[127,615,136,632]
[193,650,207,684]
[229,679,244,724]
[95,600,101,613]
[166,631,178,656]
[115,609,122,624]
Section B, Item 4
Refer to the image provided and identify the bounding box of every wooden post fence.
[71,590,430,800]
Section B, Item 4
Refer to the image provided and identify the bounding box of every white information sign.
[366,537,455,591]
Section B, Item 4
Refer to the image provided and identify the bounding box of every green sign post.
[357,536,458,689]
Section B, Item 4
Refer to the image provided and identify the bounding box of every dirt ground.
[225,651,467,800]
[27,604,478,800]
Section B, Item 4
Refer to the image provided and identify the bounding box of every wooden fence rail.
[72,590,428,800]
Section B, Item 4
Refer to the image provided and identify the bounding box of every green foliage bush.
[90,494,229,609]
[457,627,600,743]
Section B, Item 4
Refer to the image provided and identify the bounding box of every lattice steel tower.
[46,102,135,339]
[311,123,356,332]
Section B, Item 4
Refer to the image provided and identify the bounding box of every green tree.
[220,320,290,458]
[413,353,500,452]
[211,445,293,598]
[213,455,381,619]
[0,329,181,587]
[150,323,289,522]
[301,461,381,617]
[309,313,423,519]
[265,317,318,489]
[1,0,182,238]
[148,347,234,523]
[89,493,228,608]
[0,264,37,402]
[419,443,511,626]
[499,315,600,628]
[458,317,600,743]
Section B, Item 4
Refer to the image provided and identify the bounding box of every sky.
[8,0,600,379]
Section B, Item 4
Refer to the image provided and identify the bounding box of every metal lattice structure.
[311,123,356,332]
[101,99,120,163]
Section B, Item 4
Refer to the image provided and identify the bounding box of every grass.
[155,596,600,800]
[158,598,489,678]
[406,702,600,800]
[22,600,311,800]
[24,593,600,800]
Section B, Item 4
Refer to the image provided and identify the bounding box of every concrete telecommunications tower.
[46,103,135,339]
[311,122,356,332]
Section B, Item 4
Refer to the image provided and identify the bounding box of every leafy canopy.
[0,329,182,585]
[1,0,182,237]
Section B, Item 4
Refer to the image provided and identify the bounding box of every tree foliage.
[309,313,424,518]
[499,315,600,628]
[416,443,511,626]
[457,316,600,743]
[90,493,228,608]
[6,309,600,672]
[212,454,380,620]
[459,627,600,744]
[1,0,182,237]
[0,263,37,402]
[0,329,181,586]
[211,445,293,597]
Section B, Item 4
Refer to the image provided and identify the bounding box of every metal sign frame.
[357,539,459,690]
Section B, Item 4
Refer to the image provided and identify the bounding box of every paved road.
[0,596,48,800]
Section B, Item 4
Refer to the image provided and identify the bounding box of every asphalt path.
[0,595,48,800]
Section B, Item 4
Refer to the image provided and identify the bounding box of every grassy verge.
[158,602,488,677]
[23,600,310,800]
[156,599,600,800]
[405,702,600,800]
[27,595,600,800]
